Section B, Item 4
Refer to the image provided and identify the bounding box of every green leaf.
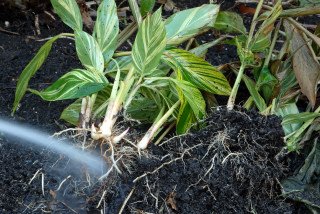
[165,4,220,45]
[176,100,197,134]
[224,35,270,53]
[60,86,112,125]
[241,74,267,112]
[189,37,225,58]
[51,0,82,31]
[107,56,132,72]
[140,0,155,16]
[281,140,320,211]
[93,0,119,63]
[163,48,231,95]
[60,99,82,126]
[250,34,271,52]
[282,112,320,126]
[13,34,63,113]
[132,8,166,76]
[75,31,104,73]
[169,78,206,120]
[31,69,108,101]
[126,95,159,122]
[256,66,279,102]
[214,11,246,34]
[276,103,301,136]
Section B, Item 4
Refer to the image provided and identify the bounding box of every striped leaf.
[51,0,82,31]
[242,73,267,112]
[13,34,63,113]
[176,93,197,134]
[31,69,108,101]
[93,0,119,63]
[75,31,104,73]
[60,99,82,125]
[132,8,166,76]
[282,112,320,126]
[60,86,112,125]
[163,48,231,95]
[165,4,219,45]
[169,78,205,120]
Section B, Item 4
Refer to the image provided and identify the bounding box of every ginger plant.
[13,0,231,149]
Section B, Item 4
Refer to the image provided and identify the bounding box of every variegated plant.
[13,0,231,149]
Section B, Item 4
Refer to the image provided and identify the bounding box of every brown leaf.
[157,0,177,12]
[166,191,177,211]
[284,20,320,108]
[77,0,94,31]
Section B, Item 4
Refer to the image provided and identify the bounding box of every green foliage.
[14,1,231,148]
[50,0,82,31]
[93,0,119,63]
[75,31,104,73]
[214,11,246,34]
[12,34,65,113]
[30,69,108,101]
[163,48,231,95]
[165,4,219,45]
[132,9,166,76]
[140,0,155,16]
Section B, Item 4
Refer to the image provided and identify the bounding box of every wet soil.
[0,0,312,213]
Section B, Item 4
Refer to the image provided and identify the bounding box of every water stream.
[0,118,106,175]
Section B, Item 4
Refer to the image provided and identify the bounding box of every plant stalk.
[100,68,135,137]
[117,21,138,49]
[227,63,247,110]
[227,0,264,110]
[137,101,180,149]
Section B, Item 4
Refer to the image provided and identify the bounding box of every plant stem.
[263,20,282,68]
[137,101,180,149]
[245,0,264,50]
[227,63,247,110]
[117,21,138,49]
[100,68,135,137]
[280,6,320,18]
[227,0,264,110]
[113,51,132,57]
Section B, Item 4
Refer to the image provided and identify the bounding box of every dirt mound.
[101,107,293,213]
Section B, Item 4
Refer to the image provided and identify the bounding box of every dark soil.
[0,1,311,213]
[94,107,293,213]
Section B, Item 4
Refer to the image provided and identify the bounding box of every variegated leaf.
[169,78,206,120]
[176,92,197,134]
[132,8,166,76]
[31,69,108,101]
[75,31,104,73]
[93,0,119,63]
[163,48,231,95]
[51,0,82,31]
[60,86,112,125]
[60,99,82,125]
[13,34,63,113]
[165,4,219,45]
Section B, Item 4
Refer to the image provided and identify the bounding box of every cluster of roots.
[95,107,294,213]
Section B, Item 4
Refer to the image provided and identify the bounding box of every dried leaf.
[166,192,177,211]
[284,20,320,108]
